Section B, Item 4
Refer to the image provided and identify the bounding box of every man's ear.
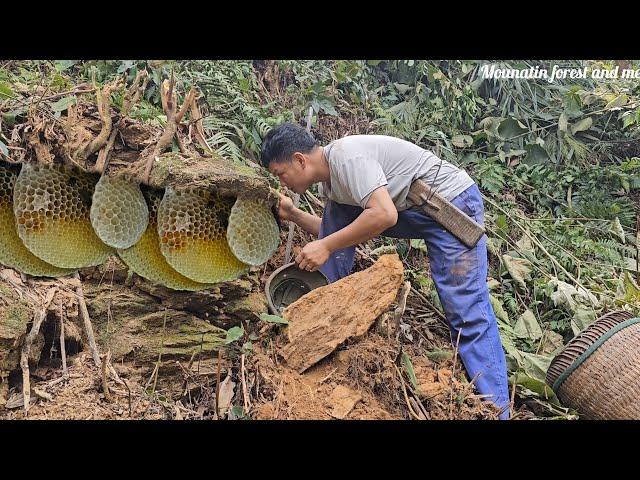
[292,152,306,168]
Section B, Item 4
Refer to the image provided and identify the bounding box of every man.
[261,122,510,419]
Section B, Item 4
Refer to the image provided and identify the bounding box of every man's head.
[261,122,322,194]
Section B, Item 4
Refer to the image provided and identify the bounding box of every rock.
[281,254,404,373]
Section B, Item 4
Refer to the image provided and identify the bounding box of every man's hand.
[296,239,331,272]
[277,192,295,222]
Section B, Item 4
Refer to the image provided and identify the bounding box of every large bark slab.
[281,254,404,373]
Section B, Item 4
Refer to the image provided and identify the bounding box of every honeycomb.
[157,187,250,284]
[0,162,76,277]
[227,198,280,266]
[90,174,149,249]
[118,190,213,291]
[13,163,114,269]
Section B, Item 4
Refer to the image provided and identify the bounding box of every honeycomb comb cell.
[0,162,76,277]
[117,189,213,291]
[90,174,149,249]
[157,187,250,284]
[226,198,280,266]
[13,163,114,269]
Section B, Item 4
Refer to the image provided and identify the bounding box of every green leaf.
[514,309,543,341]
[425,349,453,363]
[571,306,596,336]
[570,116,592,135]
[401,352,418,390]
[518,351,552,382]
[224,326,245,344]
[54,60,78,72]
[451,134,473,148]
[49,96,77,113]
[549,278,598,311]
[502,254,532,289]
[410,238,427,252]
[490,294,510,325]
[558,113,568,132]
[498,118,527,139]
[0,82,14,99]
[0,140,8,157]
[611,217,626,243]
[259,313,289,325]
[512,372,561,405]
[604,94,628,110]
[616,271,640,305]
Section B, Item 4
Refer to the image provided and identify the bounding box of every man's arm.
[277,192,321,236]
[296,186,398,271]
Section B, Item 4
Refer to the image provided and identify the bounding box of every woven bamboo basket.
[545,311,640,419]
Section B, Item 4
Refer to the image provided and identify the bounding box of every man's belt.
[407,179,485,248]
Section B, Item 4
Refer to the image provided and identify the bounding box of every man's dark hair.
[260,122,318,168]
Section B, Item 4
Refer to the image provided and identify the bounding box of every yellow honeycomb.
[0,162,76,277]
[226,198,280,266]
[90,174,149,249]
[157,187,250,284]
[117,190,213,291]
[13,163,114,269]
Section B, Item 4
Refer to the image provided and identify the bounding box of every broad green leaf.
[616,271,640,305]
[518,351,552,382]
[570,116,592,135]
[549,278,598,311]
[49,96,77,113]
[451,134,473,148]
[410,238,427,252]
[425,349,453,363]
[498,118,527,139]
[224,326,245,344]
[402,352,418,390]
[570,306,596,336]
[523,144,549,165]
[370,245,397,256]
[490,294,510,324]
[604,94,628,110]
[512,372,561,405]
[514,309,543,341]
[259,313,289,325]
[54,60,78,72]
[0,82,14,99]
[502,254,532,289]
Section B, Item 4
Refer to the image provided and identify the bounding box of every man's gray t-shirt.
[320,135,474,211]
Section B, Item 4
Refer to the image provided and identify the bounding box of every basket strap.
[552,317,640,392]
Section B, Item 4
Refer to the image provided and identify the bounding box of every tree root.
[141,72,197,183]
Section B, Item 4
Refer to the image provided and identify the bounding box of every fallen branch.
[59,298,68,379]
[101,350,112,402]
[73,272,101,368]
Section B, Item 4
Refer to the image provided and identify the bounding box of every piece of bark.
[281,254,404,373]
[328,385,362,419]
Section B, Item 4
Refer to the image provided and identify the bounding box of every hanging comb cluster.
[0,161,281,291]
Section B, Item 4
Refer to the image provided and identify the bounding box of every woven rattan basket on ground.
[546,311,640,419]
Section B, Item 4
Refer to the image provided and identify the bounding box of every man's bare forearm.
[290,208,321,237]
[321,208,392,253]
